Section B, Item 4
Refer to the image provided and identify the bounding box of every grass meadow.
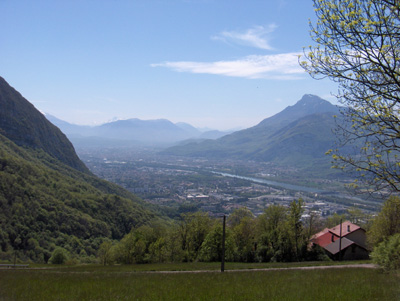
[0,262,399,300]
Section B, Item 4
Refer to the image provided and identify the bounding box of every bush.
[49,247,69,264]
[371,233,400,271]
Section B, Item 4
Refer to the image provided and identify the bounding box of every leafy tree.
[255,205,287,262]
[49,247,69,264]
[368,196,400,247]
[148,237,168,263]
[287,199,305,261]
[198,222,234,262]
[371,233,400,271]
[98,241,114,265]
[178,212,211,261]
[165,224,186,262]
[111,228,147,264]
[301,0,400,192]
[232,215,256,262]
[303,210,323,241]
[227,207,254,228]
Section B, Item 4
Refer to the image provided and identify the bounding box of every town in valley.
[78,146,382,219]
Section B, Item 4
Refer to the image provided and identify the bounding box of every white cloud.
[151,52,305,80]
[212,24,278,50]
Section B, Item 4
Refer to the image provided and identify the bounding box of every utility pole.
[221,215,226,272]
[339,219,342,261]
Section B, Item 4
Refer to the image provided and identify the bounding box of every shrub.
[371,233,400,271]
[49,247,69,264]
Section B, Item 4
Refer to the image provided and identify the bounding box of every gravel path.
[142,263,378,274]
[6,263,377,273]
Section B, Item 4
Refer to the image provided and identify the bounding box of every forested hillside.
[0,133,159,262]
[0,77,161,263]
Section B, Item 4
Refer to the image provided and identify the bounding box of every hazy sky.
[0,0,338,130]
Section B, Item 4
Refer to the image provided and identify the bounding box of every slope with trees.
[0,133,158,263]
[368,196,400,270]
[0,77,161,263]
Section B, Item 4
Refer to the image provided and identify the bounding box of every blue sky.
[0,0,338,130]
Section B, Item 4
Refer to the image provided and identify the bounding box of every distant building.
[310,221,369,260]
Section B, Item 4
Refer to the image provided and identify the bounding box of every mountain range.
[45,115,231,148]
[162,94,341,172]
[0,76,160,262]
[47,93,343,173]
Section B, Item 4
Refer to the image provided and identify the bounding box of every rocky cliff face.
[0,76,89,173]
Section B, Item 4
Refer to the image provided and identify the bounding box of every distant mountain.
[0,77,160,262]
[174,123,231,140]
[95,118,191,144]
[45,114,93,137]
[256,94,339,131]
[0,77,88,172]
[46,115,228,147]
[162,94,341,171]
[175,122,201,137]
[199,130,232,140]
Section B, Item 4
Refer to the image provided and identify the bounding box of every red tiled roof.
[329,221,361,237]
[312,228,329,239]
[311,221,365,249]
[311,231,339,248]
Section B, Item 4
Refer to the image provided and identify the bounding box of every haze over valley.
[46,93,383,219]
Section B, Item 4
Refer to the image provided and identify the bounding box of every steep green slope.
[0,77,163,263]
[0,77,88,173]
[0,133,157,262]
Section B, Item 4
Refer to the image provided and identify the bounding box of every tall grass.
[0,265,398,300]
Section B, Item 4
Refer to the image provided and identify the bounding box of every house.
[311,221,369,260]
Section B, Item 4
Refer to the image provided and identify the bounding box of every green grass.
[0,263,399,300]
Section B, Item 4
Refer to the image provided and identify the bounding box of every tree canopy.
[368,196,400,247]
[301,0,400,193]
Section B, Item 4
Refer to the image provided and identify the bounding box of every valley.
[0,75,387,264]
[78,146,384,218]
[51,93,384,220]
